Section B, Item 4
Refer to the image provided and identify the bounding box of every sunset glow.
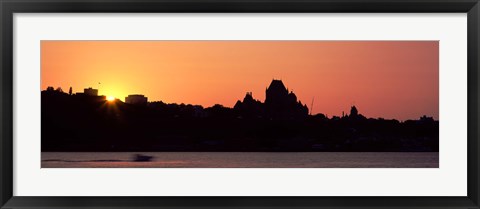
[41,41,439,120]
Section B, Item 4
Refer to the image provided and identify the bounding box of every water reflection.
[41,152,439,168]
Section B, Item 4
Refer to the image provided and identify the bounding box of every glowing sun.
[107,96,115,101]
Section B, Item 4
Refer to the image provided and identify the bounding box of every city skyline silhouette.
[43,78,437,121]
[41,78,439,153]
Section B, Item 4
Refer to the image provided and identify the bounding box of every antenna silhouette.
[310,97,315,115]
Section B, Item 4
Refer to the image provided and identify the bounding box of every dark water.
[41,152,439,168]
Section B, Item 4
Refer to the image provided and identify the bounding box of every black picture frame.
[1,0,479,208]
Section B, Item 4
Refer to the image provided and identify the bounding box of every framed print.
[1,0,479,208]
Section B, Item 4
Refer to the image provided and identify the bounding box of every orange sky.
[41,41,439,121]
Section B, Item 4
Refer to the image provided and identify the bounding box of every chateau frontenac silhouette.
[41,79,438,152]
[234,79,309,120]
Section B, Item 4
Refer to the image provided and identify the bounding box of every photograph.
[2,0,478,208]
[40,40,439,168]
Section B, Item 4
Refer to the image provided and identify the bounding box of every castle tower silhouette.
[265,79,289,105]
[265,79,308,120]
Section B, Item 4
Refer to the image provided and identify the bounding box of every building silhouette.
[264,79,308,120]
[350,106,358,117]
[125,94,148,105]
[84,87,98,96]
[234,79,308,120]
[234,92,263,118]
